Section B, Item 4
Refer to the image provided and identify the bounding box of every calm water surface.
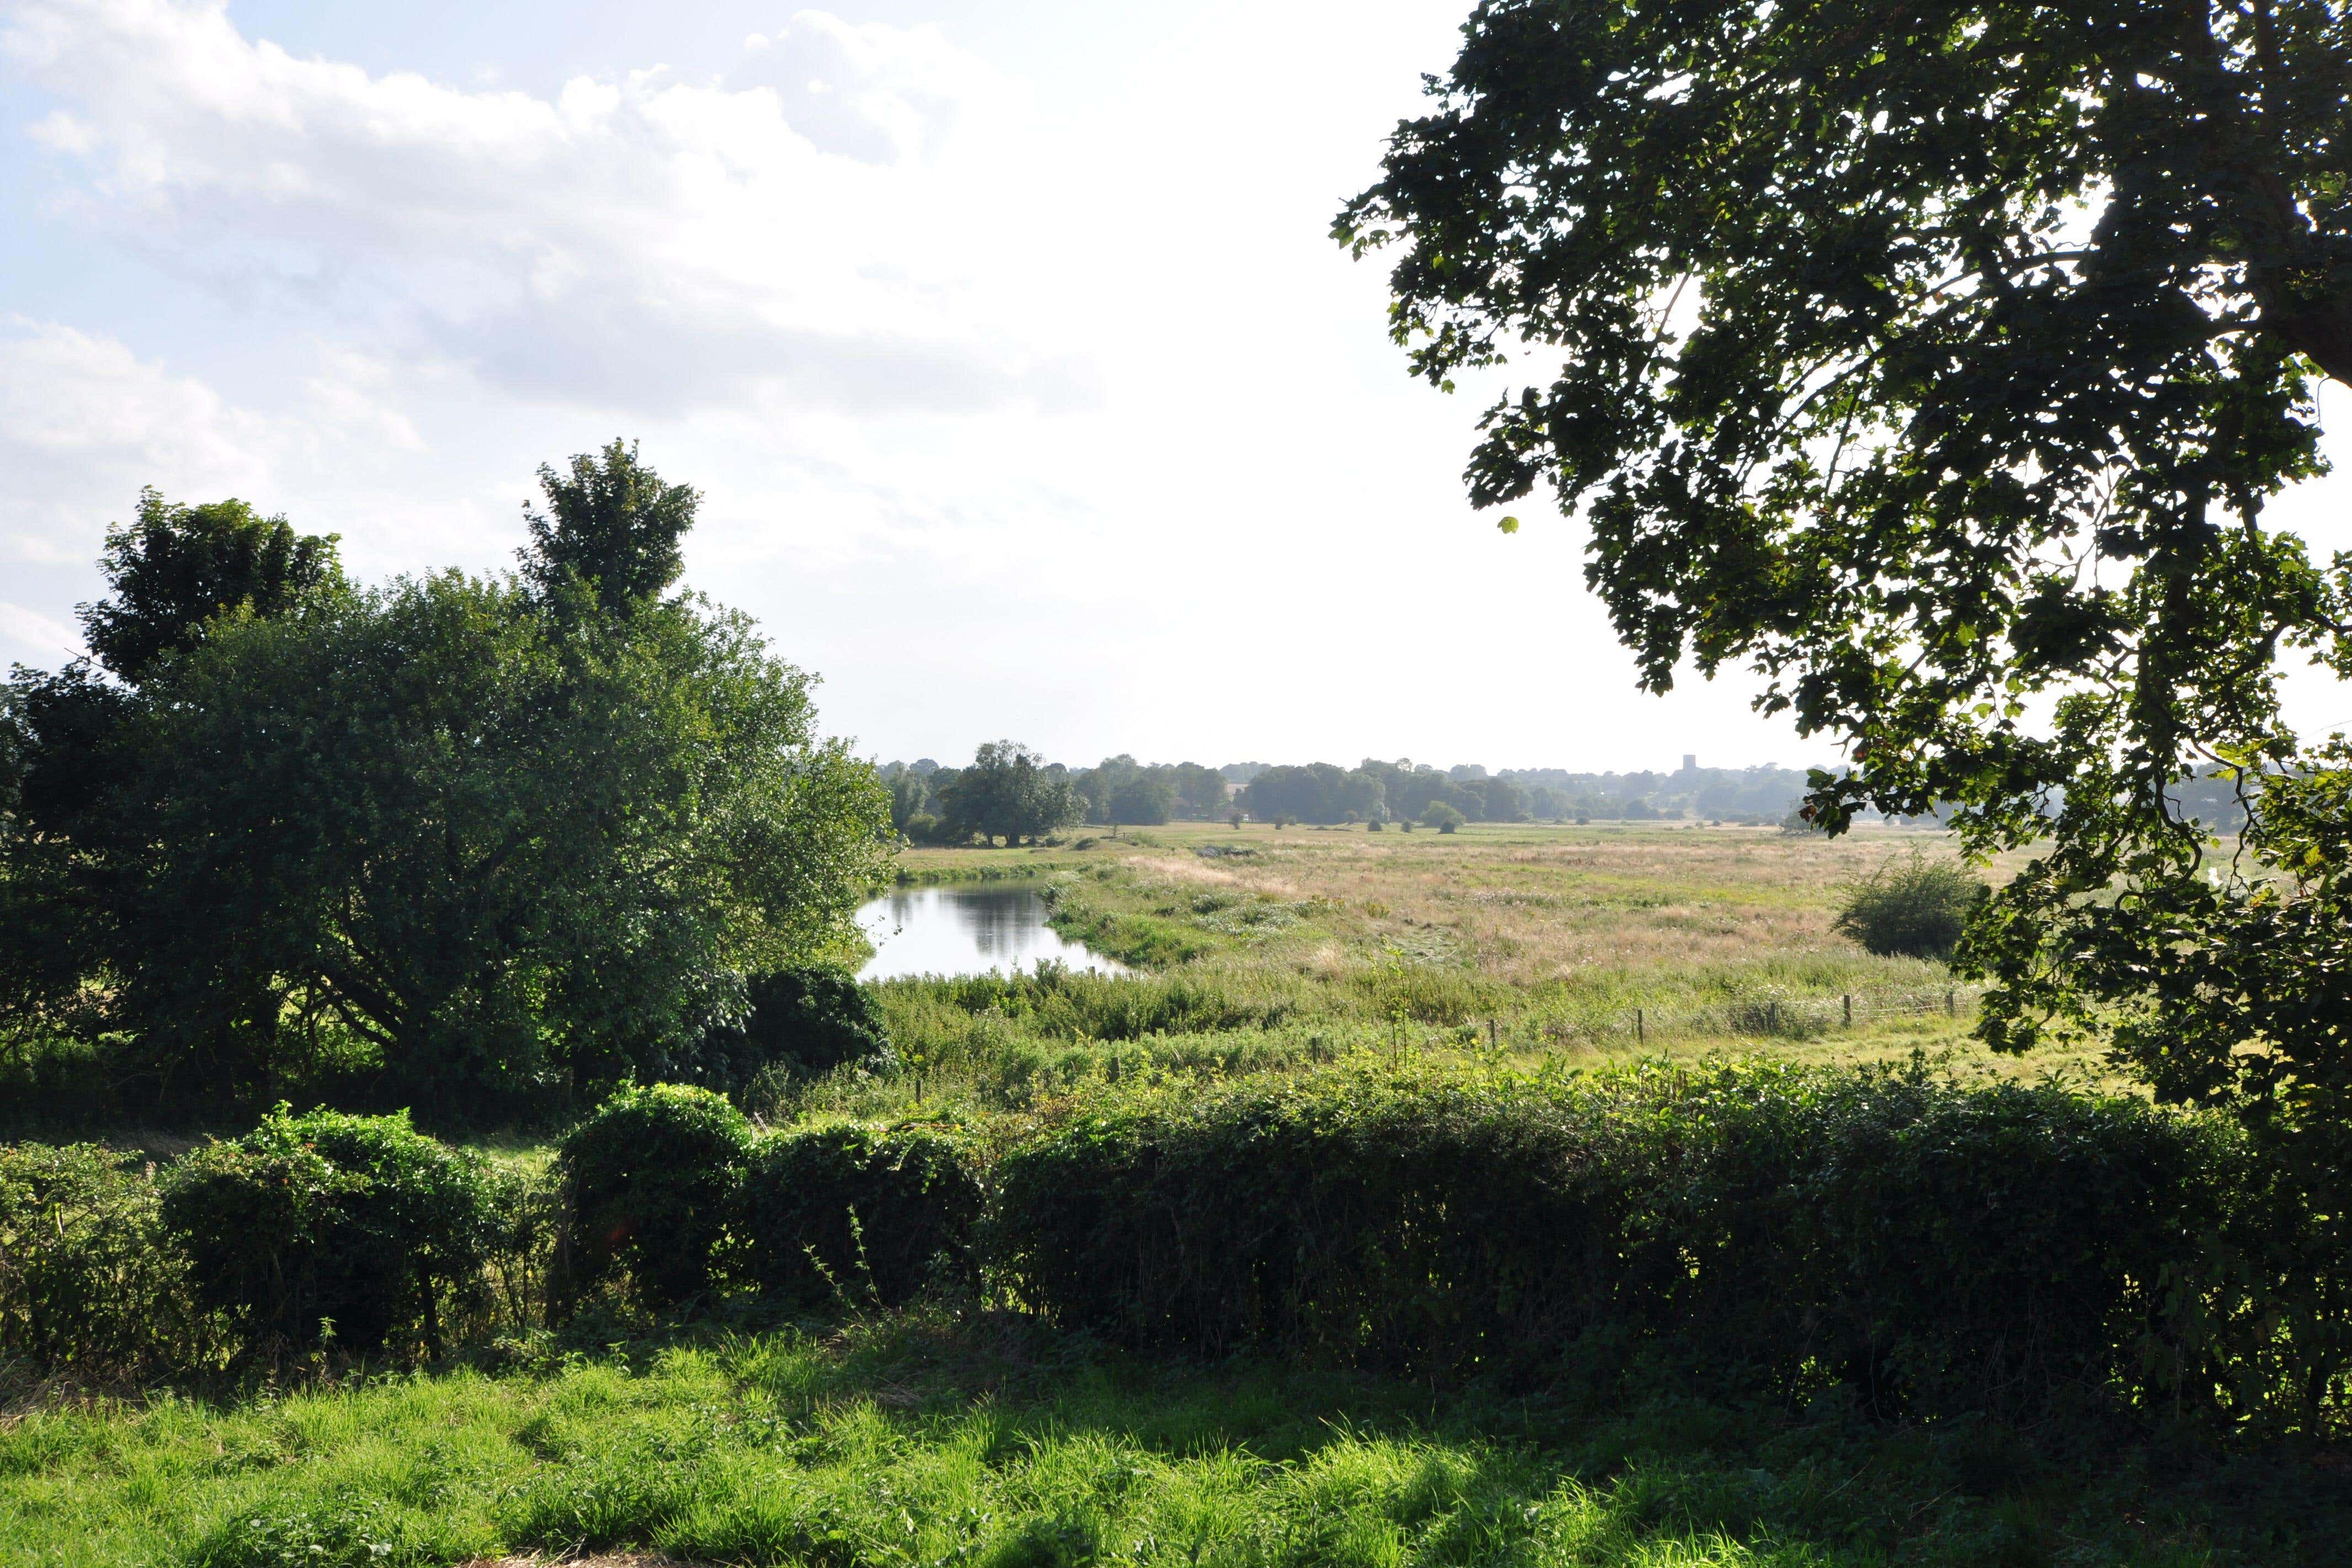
[856,884,1130,980]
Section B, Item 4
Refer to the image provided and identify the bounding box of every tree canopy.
[82,490,343,682]
[522,439,698,613]
[1240,764,1388,825]
[1341,0,2352,1127]
[0,448,890,1118]
[939,741,1081,846]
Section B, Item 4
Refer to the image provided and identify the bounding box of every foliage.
[555,1085,752,1311]
[0,1141,225,1383]
[1340,0,2352,1129]
[160,1107,492,1355]
[996,1059,2245,1423]
[80,489,344,684]
[1833,851,1984,960]
[1239,762,1386,825]
[1422,801,1466,833]
[520,438,696,614]
[0,456,893,1119]
[1107,773,1176,826]
[734,1123,983,1307]
[690,965,891,1094]
[938,740,1081,846]
[1061,754,1227,825]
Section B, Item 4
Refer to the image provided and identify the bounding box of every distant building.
[1680,753,1697,774]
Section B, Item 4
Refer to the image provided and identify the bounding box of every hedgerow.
[160,1106,493,1356]
[0,1141,228,1383]
[734,1123,983,1307]
[555,1083,752,1311]
[4,1061,2342,1434]
[992,1059,2242,1424]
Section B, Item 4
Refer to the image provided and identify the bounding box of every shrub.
[556,1084,752,1311]
[735,1124,983,1307]
[160,1107,492,1356]
[1422,802,1465,833]
[1833,849,1984,959]
[693,966,891,1092]
[993,1060,2225,1422]
[0,1141,225,1381]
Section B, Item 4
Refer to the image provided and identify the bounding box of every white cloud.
[0,599,83,667]
[17,1,2328,768]
[2,0,1089,417]
[0,316,270,561]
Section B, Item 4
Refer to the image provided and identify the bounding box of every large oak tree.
[1339,1,2351,1128]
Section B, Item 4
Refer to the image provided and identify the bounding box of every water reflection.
[856,883,1130,980]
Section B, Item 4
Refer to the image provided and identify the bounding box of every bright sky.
[4,1,2348,772]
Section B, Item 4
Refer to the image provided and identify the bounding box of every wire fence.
[1530,986,1986,1047]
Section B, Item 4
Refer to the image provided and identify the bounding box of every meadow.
[783,821,2083,1132]
[8,823,2342,1568]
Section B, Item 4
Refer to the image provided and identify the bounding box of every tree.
[1482,778,1528,824]
[522,439,697,613]
[1108,774,1176,826]
[2,493,349,1100]
[81,490,344,682]
[1169,762,1229,818]
[1341,2,2352,1129]
[1422,801,1466,833]
[941,741,1080,846]
[886,769,931,833]
[0,458,892,1117]
[1074,754,1142,824]
[1240,763,1388,825]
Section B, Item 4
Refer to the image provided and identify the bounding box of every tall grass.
[4,1317,2327,1567]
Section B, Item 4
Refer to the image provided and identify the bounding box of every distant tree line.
[883,751,1230,843]
[879,751,1841,836]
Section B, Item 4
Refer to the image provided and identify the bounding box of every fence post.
[1842,993,1852,1027]
[1946,988,1956,1016]
[1767,1000,1780,1033]
[1488,1017,1498,1050]
[1636,1007,1644,1045]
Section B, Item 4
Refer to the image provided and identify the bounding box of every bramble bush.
[160,1107,493,1356]
[555,1083,752,1311]
[0,1141,226,1383]
[735,1123,983,1307]
[1834,851,1984,960]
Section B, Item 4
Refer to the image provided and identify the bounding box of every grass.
[6,822,2230,1566]
[8,1310,2343,1567]
[804,822,2104,1131]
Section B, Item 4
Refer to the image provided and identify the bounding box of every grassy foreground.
[8,1312,2343,1568]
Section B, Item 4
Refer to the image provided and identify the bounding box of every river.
[855,883,1130,980]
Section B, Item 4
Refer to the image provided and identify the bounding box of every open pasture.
[871,820,2082,1087]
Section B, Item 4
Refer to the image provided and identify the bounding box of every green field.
[8,825,2338,1568]
[782,822,2091,1133]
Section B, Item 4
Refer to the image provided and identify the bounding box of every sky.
[3,0,2348,775]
